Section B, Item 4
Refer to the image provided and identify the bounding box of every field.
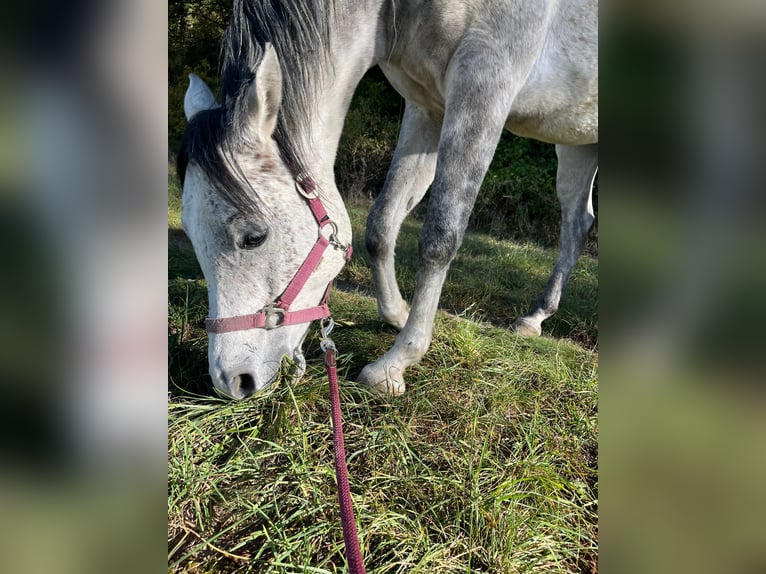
[168,122,598,573]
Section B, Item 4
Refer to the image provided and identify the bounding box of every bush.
[473,136,560,246]
[334,70,402,200]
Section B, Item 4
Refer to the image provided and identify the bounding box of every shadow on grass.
[168,229,202,279]
[168,203,598,399]
[168,336,212,398]
[343,204,598,347]
[168,244,211,397]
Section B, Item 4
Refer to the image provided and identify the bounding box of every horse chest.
[379,62,447,116]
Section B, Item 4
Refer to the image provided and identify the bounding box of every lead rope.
[320,319,367,574]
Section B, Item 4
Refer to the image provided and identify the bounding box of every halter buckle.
[262,304,286,330]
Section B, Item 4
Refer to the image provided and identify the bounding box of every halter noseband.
[204,177,352,334]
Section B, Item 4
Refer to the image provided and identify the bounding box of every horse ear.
[246,43,283,139]
[184,73,217,120]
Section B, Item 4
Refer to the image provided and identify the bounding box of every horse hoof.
[512,318,542,338]
[357,361,406,396]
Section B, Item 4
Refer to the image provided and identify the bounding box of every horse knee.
[560,208,595,249]
[419,225,460,267]
[365,212,389,260]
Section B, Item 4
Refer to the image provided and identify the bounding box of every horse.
[177,0,598,399]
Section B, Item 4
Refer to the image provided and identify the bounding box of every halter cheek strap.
[204,178,351,334]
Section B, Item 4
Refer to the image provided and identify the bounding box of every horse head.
[180,45,347,399]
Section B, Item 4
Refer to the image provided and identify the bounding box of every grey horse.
[178,0,597,398]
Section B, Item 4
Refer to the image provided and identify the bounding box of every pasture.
[168,119,598,571]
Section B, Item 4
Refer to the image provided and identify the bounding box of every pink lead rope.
[204,177,366,572]
[321,321,367,574]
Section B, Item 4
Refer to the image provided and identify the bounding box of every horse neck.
[287,1,388,215]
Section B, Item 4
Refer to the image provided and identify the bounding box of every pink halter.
[204,177,366,573]
[204,177,352,334]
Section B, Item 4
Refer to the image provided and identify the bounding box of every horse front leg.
[513,143,598,336]
[365,103,440,330]
[358,79,509,394]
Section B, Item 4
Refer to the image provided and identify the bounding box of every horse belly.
[505,51,598,145]
[505,0,598,145]
[380,0,598,145]
[505,93,598,146]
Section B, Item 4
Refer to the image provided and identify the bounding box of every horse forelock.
[220,0,338,180]
[179,107,264,216]
[177,0,338,216]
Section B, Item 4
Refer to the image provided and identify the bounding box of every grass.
[168,320,598,573]
[168,169,598,574]
[340,208,598,349]
[168,156,598,572]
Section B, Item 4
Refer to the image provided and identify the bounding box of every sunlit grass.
[168,165,598,573]
[169,288,597,573]
[341,203,598,348]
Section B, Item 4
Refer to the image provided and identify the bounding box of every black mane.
[177,0,337,213]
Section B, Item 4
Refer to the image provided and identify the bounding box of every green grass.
[168,165,598,573]
[340,205,598,349]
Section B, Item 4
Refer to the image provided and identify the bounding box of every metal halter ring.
[322,220,339,242]
[295,176,319,199]
[322,221,348,254]
[262,304,286,330]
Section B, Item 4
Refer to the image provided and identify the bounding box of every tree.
[168,0,233,145]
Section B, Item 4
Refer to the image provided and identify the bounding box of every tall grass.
[168,286,597,573]
[169,176,598,573]
[169,67,597,572]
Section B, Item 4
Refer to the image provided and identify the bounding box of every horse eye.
[241,231,267,250]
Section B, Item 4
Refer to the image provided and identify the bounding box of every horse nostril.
[232,373,256,398]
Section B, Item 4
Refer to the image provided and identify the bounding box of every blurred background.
[601,2,766,573]
[0,1,166,573]
[0,0,764,572]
